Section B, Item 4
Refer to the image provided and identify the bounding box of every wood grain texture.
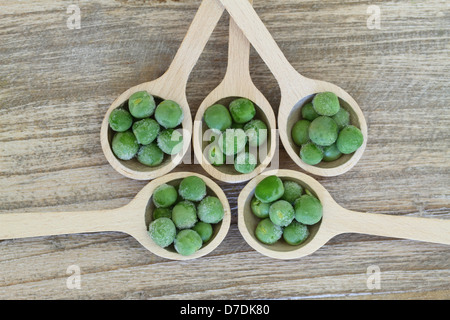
[0,0,449,299]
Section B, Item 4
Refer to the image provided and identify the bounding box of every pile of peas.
[251,175,322,245]
[148,176,225,256]
[108,91,184,166]
[203,97,268,174]
[291,92,364,165]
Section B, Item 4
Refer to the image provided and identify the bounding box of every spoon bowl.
[101,0,225,180]
[193,0,277,184]
[0,172,231,260]
[238,169,450,259]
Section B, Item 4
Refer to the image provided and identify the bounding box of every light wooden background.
[0,0,449,299]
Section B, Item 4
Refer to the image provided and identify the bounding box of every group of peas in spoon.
[108,91,184,166]
[291,92,364,165]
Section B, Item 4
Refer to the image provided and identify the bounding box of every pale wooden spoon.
[0,172,231,260]
[193,0,277,183]
[101,0,225,180]
[238,169,450,259]
[216,0,368,177]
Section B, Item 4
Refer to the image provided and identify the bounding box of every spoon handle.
[0,208,128,241]
[164,0,224,88]
[338,208,450,245]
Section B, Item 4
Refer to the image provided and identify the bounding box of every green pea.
[152,184,178,208]
[332,108,350,129]
[192,221,213,242]
[250,196,271,219]
[128,91,155,119]
[218,128,247,156]
[152,207,172,220]
[197,196,224,224]
[154,100,183,129]
[234,151,257,174]
[312,92,340,116]
[283,220,309,245]
[148,217,176,248]
[229,98,256,124]
[111,131,139,160]
[291,119,310,147]
[336,125,364,154]
[132,118,160,145]
[174,229,203,256]
[255,218,283,245]
[269,200,295,227]
[301,102,319,121]
[254,175,284,203]
[109,108,133,132]
[178,176,207,202]
[280,180,303,204]
[204,104,232,131]
[294,194,323,225]
[322,143,342,162]
[157,128,183,155]
[244,119,268,147]
[308,116,339,147]
[136,142,164,167]
[207,143,226,166]
[172,200,197,229]
[300,142,324,165]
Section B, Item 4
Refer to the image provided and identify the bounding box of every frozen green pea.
[152,184,178,208]
[218,128,247,156]
[269,200,295,227]
[137,143,164,167]
[157,128,183,155]
[192,221,213,242]
[254,175,284,203]
[291,119,310,147]
[148,217,176,248]
[154,100,183,129]
[128,91,155,119]
[322,143,342,162]
[283,220,309,245]
[336,125,364,154]
[308,116,339,147]
[152,207,172,220]
[234,151,257,174]
[178,176,207,202]
[172,200,197,229]
[312,92,340,116]
[197,196,224,224]
[204,104,232,131]
[109,108,133,132]
[255,218,283,245]
[174,229,203,256]
[294,194,323,225]
[332,108,350,129]
[207,143,226,166]
[229,98,256,124]
[111,131,139,160]
[301,102,319,121]
[300,142,324,165]
[250,196,271,219]
[132,118,160,145]
[244,119,268,147]
[280,180,303,204]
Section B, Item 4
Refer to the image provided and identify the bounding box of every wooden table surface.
[0,0,449,300]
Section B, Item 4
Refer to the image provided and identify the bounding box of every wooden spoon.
[238,169,450,259]
[0,172,231,260]
[216,0,368,177]
[101,0,225,180]
[193,0,277,183]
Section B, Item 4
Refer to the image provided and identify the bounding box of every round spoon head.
[101,80,192,180]
[237,168,342,259]
[123,171,231,260]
